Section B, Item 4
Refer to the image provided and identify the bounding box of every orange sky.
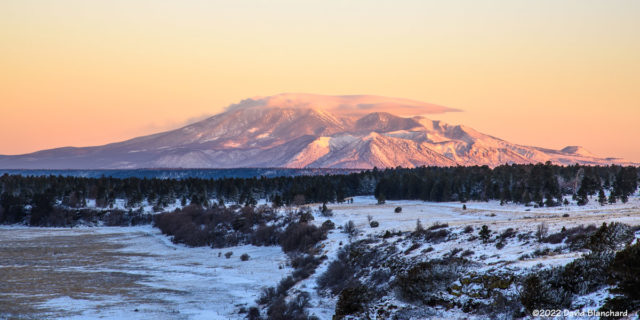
[1,0,639,161]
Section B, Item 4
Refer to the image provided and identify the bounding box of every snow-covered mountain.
[0,93,634,169]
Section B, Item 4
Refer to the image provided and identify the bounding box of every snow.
[3,193,640,319]
[0,226,291,319]
[297,194,640,319]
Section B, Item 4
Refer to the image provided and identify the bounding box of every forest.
[0,163,638,226]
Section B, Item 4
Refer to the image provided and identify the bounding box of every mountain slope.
[0,93,634,169]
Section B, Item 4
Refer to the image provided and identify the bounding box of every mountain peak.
[0,94,634,169]
[560,146,596,158]
[355,112,422,133]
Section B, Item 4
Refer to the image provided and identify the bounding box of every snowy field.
[0,226,291,319]
[1,195,639,319]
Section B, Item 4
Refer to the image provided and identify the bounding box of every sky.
[1,0,639,161]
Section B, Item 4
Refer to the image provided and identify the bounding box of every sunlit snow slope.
[0,93,634,169]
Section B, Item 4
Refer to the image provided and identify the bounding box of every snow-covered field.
[0,226,291,319]
[1,195,639,319]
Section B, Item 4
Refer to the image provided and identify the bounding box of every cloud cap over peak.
[225,93,460,117]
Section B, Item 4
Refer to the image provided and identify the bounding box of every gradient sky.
[1,0,639,161]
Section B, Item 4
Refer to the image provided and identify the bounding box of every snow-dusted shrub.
[520,251,614,313]
[463,225,474,233]
[428,222,449,230]
[370,268,392,285]
[587,222,634,253]
[276,276,296,295]
[291,254,325,280]
[461,249,474,257]
[422,229,450,243]
[395,207,402,213]
[267,292,315,320]
[240,253,250,261]
[258,287,277,305]
[321,219,335,231]
[396,257,471,305]
[536,223,549,242]
[335,284,369,319]
[296,206,315,223]
[601,242,640,316]
[520,273,571,313]
[499,228,517,240]
[155,205,278,247]
[404,243,421,255]
[320,203,333,217]
[369,220,379,228]
[317,250,355,295]
[224,251,233,259]
[343,220,357,236]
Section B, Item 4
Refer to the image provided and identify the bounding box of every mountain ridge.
[0,93,635,169]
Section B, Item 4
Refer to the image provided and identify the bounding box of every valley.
[2,196,639,319]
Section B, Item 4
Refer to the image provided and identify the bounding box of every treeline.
[1,163,638,225]
[374,164,638,206]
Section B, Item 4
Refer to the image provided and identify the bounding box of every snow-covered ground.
[1,194,639,319]
[0,226,291,319]
[299,194,640,319]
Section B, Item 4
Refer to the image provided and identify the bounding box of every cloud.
[132,113,216,136]
[224,93,461,116]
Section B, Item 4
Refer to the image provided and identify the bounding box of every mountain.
[0,93,634,169]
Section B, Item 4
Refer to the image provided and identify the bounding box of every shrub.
[225,251,233,259]
[496,242,505,250]
[395,207,402,213]
[428,222,448,230]
[499,228,517,240]
[404,243,421,254]
[280,222,327,253]
[276,276,296,296]
[240,253,250,261]
[536,223,549,242]
[519,274,571,313]
[252,224,280,246]
[463,225,474,233]
[601,243,640,314]
[291,254,324,280]
[267,292,314,320]
[461,249,474,257]
[587,222,634,253]
[541,224,598,247]
[258,286,277,305]
[317,249,355,295]
[369,220,379,228]
[343,220,357,236]
[520,251,614,313]
[479,225,491,243]
[423,229,450,243]
[320,203,333,217]
[247,307,261,320]
[396,257,471,305]
[321,219,335,231]
[335,284,369,319]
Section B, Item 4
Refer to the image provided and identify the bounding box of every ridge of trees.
[0,163,638,225]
